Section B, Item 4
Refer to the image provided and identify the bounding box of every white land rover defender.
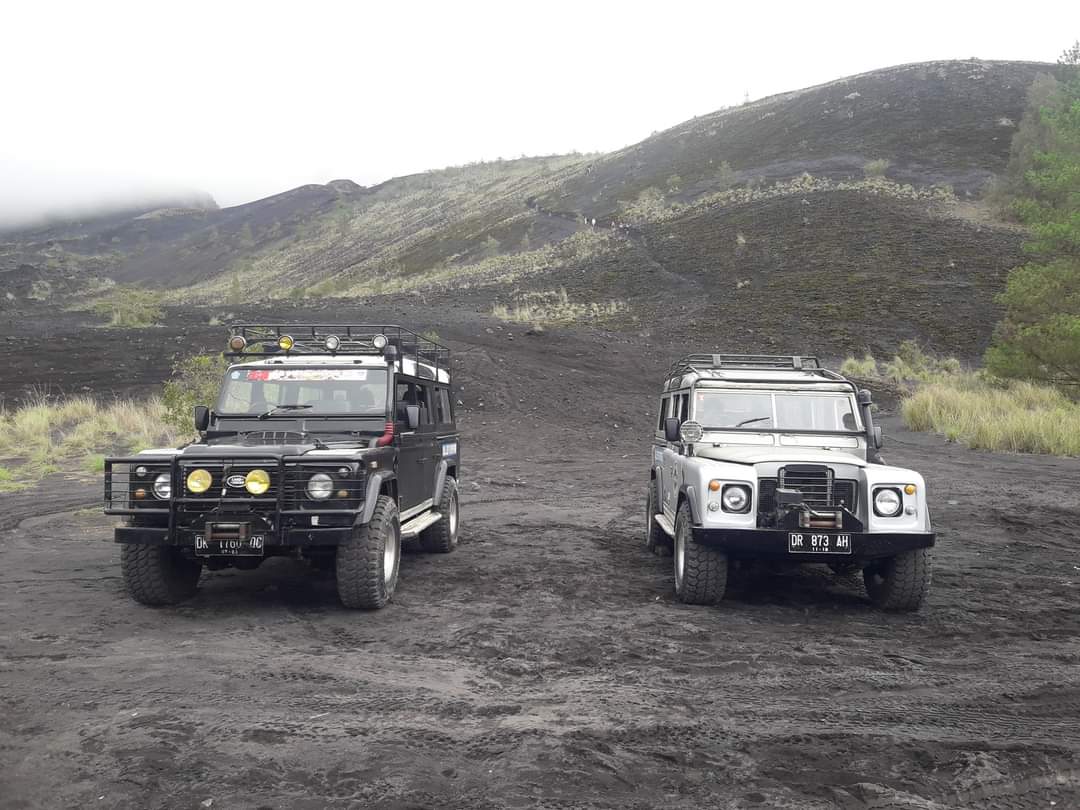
[646,354,934,611]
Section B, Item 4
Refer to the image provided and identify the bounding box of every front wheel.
[336,495,401,609]
[121,544,202,606]
[863,548,932,612]
[420,476,459,553]
[673,501,727,605]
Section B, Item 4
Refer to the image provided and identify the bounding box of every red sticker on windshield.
[246,370,270,381]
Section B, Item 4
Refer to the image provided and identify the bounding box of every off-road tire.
[673,501,728,605]
[645,481,670,555]
[863,548,932,612]
[420,476,459,553]
[121,544,202,606]
[336,495,400,609]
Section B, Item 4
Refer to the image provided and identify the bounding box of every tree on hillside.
[986,46,1080,387]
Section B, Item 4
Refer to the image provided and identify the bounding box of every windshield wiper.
[258,404,313,420]
[735,416,771,427]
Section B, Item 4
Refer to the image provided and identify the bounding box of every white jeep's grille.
[759,465,857,510]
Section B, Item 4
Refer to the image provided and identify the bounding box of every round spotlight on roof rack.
[372,334,388,350]
[278,335,295,352]
[228,335,247,352]
[324,335,341,352]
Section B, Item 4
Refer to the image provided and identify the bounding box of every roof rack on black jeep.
[668,354,822,379]
[226,323,450,376]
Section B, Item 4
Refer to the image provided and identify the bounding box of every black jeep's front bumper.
[690,528,935,562]
[114,524,354,547]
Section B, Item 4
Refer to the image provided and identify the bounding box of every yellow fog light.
[186,468,212,494]
[245,468,271,495]
[278,335,294,352]
[904,484,917,496]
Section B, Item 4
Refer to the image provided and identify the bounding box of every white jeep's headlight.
[721,484,751,513]
[152,473,171,499]
[307,473,334,500]
[873,487,903,517]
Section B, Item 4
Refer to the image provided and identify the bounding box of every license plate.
[194,533,265,556]
[788,532,852,555]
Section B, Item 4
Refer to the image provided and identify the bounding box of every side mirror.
[664,417,680,443]
[194,405,210,432]
[873,425,883,449]
[405,405,420,431]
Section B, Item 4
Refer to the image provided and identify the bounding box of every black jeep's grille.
[759,465,857,511]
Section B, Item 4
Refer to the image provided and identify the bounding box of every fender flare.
[679,484,702,525]
[360,471,396,524]
[432,459,449,505]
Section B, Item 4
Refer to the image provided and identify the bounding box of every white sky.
[1,0,1076,225]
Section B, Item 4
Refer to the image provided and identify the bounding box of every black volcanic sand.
[2,304,1080,808]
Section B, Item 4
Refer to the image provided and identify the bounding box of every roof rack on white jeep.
[666,354,850,388]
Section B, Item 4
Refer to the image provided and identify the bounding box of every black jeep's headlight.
[873,487,903,517]
[152,473,172,499]
[721,484,751,513]
[306,473,334,500]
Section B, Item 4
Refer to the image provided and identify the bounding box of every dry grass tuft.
[491,288,629,325]
[902,375,1080,456]
[0,395,179,490]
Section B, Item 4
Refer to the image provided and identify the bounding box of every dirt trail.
[2,401,1080,808]
[2,309,1079,807]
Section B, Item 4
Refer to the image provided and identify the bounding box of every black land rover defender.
[104,324,461,609]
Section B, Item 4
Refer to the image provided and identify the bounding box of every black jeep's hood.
[180,441,318,458]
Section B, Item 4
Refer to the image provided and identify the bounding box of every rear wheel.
[673,501,727,605]
[645,481,669,556]
[121,544,202,606]
[420,476,459,553]
[864,548,932,612]
[336,495,401,609]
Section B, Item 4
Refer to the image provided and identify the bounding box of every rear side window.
[436,389,453,424]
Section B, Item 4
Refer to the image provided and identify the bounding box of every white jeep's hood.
[694,445,867,467]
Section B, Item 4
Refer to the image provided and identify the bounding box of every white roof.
[667,368,851,391]
[234,354,450,383]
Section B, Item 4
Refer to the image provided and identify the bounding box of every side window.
[657,396,669,431]
[418,384,434,425]
[678,392,689,423]
[436,388,452,424]
[396,381,418,423]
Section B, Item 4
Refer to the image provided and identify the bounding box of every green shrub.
[162,354,229,430]
[90,286,163,327]
[863,158,890,177]
[840,354,878,377]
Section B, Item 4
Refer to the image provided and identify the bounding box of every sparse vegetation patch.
[492,287,629,325]
[0,395,179,491]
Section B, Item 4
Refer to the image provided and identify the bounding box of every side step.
[654,514,676,538]
[400,511,442,539]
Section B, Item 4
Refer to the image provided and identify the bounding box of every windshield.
[216,367,388,417]
[694,390,859,432]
